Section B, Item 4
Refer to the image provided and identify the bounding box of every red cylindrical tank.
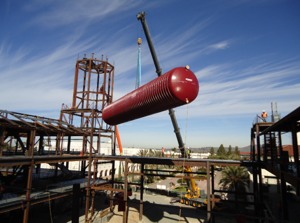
[103,66,199,125]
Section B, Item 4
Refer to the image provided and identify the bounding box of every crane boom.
[136,11,211,208]
[137,11,186,158]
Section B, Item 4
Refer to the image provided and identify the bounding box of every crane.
[136,11,186,157]
[137,11,208,207]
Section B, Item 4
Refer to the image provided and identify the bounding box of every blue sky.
[1,0,299,149]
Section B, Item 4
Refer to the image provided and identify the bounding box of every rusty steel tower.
[60,53,116,176]
[60,54,115,221]
[60,54,115,153]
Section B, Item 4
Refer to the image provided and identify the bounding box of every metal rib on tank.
[102,66,199,125]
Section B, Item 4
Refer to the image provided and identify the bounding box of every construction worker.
[187,148,191,158]
[162,147,165,157]
[261,110,268,122]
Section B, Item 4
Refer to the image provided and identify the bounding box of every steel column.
[123,159,129,223]
[279,158,289,220]
[23,129,36,223]
[85,109,95,223]
[0,127,4,156]
[206,161,211,223]
[72,184,80,223]
[139,163,144,221]
[291,124,299,179]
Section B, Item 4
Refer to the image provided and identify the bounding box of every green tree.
[137,149,149,157]
[154,149,163,157]
[217,144,226,158]
[137,149,168,183]
[171,147,177,158]
[234,146,240,156]
[209,147,215,156]
[219,166,250,207]
[227,145,232,156]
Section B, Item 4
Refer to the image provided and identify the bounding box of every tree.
[154,149,163,157]
[137,149,149,157]
[171,147,177,158]
[219,166,250,207]
[137,149,168,183]
[217,144,226,158]
[227,145,232,156]
[209,147,215,156]
[219,166,249,191]
[234,146,240,156]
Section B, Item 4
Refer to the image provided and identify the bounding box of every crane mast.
[137,11,187,158]
[136,12,204,206]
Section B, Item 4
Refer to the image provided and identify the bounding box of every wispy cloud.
[130,56,299,122]
[208,40,231,50]
[154,17,213,67]
[190,57,300,117]
[24,0,144,28]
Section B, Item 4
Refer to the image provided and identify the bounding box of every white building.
[41,139,143,179]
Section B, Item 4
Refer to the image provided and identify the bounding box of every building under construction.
[1,12,300,223]
[1,53,299,223]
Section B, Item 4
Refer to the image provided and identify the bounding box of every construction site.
[1,12,300,223]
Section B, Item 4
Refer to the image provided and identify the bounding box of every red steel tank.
[103,66,199,125]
